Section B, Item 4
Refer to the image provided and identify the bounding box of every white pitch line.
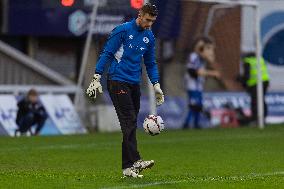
[100,171,284,189]
[100,180,186,189]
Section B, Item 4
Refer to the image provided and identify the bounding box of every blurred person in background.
[182,36,220,129]
[86,3,164,178]
[15,89,47,136]
[237,52,270,124]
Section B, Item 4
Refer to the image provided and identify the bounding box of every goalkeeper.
[86,3,164,178]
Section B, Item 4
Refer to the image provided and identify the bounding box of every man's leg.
[129,83,141,160]
[130,84,154,172]
[191,91,203,129]
[34,111,48,135]
[263,81,269,118]
[183,91,192,129]
[183,110,192,129]
[193,110,201,129]
[18,113,35,134]
[249,86,257,122]
[107,80,141,169]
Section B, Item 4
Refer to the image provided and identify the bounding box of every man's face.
[28,95,38,104]
[200,44,215,63]
[138,13,157,30]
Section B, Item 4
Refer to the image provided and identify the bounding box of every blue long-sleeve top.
[95,19,159,84]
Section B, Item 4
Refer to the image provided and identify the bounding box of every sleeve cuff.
[95,70,103,75]
[152,81,159,85]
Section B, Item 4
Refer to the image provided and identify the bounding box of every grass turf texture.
[0,125,284,189]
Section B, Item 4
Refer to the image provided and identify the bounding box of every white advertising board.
[40,94,87,135]
[0,95,18,136]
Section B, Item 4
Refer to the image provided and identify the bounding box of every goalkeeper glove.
[153,83,164,106]
[86,74,103,99]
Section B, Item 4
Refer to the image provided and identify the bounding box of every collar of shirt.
[131,19,144,31]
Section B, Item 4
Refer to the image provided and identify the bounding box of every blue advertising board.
[8,0,136,36]
[7,0,181,38]
[261,11,284,66]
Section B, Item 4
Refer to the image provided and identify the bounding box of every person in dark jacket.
[15,89,47,136]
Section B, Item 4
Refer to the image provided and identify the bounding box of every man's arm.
[95,27,125,74]
[143,36,164,106]
[87,26,125,100]
[236,63,250,88]
[186,54,220,79]
[143,38,159,84]
[187,68,198,79]
[17,98,28,111]
[197,69,220,78]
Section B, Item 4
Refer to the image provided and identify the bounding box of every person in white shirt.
[183,36,220,129]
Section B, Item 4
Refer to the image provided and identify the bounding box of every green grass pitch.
[0,125,284,189]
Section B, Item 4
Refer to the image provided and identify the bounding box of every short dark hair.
[192,36,214,52]
[140,3,158,17]
[27,88,38,97]
[193,36,213,46]
[242,52,256,59]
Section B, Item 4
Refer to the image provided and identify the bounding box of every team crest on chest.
[143,37,149,44]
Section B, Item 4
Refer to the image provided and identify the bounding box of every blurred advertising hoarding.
[7,0,181,38]
[8,0,136,36]
[102,92,284,130]
[137,92,284,129]
[0,94,85,136]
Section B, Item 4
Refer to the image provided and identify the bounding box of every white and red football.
[143,115,164,136]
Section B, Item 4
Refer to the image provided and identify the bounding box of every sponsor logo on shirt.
[143,37,149,44]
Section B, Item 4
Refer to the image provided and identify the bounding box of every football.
[143,115,164,136]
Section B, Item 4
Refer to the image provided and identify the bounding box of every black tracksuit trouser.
[107,80,141,169]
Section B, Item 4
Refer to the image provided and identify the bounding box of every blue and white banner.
[265,92,284,123]
[137,92,284,129]
[40,94,86,135]
[0,95,19,136]
[0,94,86,136]
[138,96,187,129]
